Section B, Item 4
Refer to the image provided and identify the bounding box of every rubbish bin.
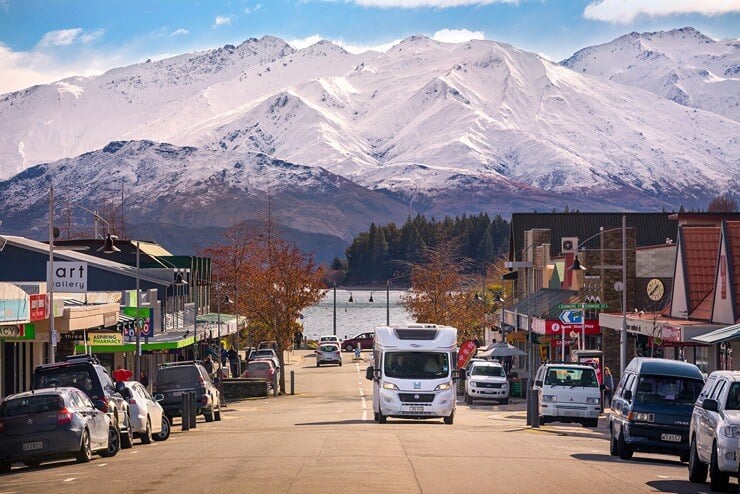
[510,380,522,398]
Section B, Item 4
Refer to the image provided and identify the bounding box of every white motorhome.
[365,324,459,425]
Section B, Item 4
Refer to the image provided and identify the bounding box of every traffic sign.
[557,303,608,310]
[559,310,584,324]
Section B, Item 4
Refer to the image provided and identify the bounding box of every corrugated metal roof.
[509,213,677,261]
[3,236,170,286]
[692,323,740,344]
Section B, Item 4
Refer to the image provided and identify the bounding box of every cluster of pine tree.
[338,213,510,284]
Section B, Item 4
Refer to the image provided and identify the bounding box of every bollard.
[189,391,197,429]
[273,374,278,397]
[181,394,190,431]
[531,389,540,428]
[290,370,295,395]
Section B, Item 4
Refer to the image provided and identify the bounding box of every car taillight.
[128,398,137,405]
[57,408,73,425]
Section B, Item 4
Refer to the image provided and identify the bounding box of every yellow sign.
[539,345,549,362]
[89,332,123,346]
[506,331,527,343]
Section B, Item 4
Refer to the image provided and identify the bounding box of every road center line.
[62,478,76,483]
[359,388,364,396]
[361,397,367,409]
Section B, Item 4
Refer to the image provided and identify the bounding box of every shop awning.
[691,323,740,345]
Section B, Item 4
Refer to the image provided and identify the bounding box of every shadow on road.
[534,427,607,440]
[646,479,720,493]
[294,419,370,426]
[571,453,683,467]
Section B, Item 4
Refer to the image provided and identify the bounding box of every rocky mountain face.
[0,29,738,257]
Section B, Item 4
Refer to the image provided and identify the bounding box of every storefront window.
[693,345,709,373]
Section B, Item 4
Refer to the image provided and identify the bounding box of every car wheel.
[373,412,379,422]
[100,426,120,458]
[316,362,320,367]
[215,404,222,422]
[23,459,41,468]
[710,442,730,492]
[679,450,690,463]
[339,361,342,367]
[378,409,387,424]
[141,418,153,445]
[120,414,134,449]
[618,430,633,460]
[0,461,10,474]
[153,416,171,442]
[76,429,93,463]
[609,427,618,456]
[204,406,215,422]
[689,437,709,484]
[444,412,454,425]
[583,418,599,428]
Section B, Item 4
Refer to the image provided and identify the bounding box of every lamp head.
[569,255,586,271]
[493,292,505,303]
[173,273,186,286]
[98,234,121,253]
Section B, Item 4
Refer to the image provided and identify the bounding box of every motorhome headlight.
[435,382,452,391]
[542,395,557,402]
[382,382,399,391]
[721,425,740,439]
[586,397,600,405]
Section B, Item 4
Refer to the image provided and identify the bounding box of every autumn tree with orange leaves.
[201,222,326,392]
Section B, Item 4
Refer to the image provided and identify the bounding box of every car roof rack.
[159,360,202,369]
[65,354,100,364]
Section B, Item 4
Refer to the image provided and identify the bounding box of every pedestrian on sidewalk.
[603,367,614,407]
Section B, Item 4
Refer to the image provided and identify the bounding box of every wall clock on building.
[647,278,665,301]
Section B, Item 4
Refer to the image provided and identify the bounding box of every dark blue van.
[609,357,704,462]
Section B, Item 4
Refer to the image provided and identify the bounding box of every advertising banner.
[122,307,154,338]
[29,294,48,321]
[457,340,477,369]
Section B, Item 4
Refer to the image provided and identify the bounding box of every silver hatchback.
[316,343,342,367]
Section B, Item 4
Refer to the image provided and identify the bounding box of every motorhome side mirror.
[623,390,632,402]
[702,399,719,412]
[365,366,374,381]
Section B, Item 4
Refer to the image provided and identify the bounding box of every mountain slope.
[562,27,740,122]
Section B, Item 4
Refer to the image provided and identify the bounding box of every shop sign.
[48,261,88,293]
[0,324,35,340]
[545,320,600,335]
[89,332,123,346]
[122,307,154,338]
[29,294,48,321]
[661,324,682,342]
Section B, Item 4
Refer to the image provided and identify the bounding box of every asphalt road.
[1,350,735,493]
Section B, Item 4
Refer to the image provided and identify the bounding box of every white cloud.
[584,0,740,23]
[431,28,485,43]
[170,28,190,37]
[80,29,105,44]
[288,34,323,50]
[0,0,8,12]
[255,4,262,10]
[346,0,516,7]
[213,15,232,27]
[38,28,84,47]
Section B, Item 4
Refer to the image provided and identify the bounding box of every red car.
[241,360,279,385]
[341,332,374,352]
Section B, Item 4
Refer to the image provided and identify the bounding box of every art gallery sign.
[48,261,88,293]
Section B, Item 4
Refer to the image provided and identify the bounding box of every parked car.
[248,349,281,369]
[32,354,132,453]
[316,343,342,367]
[0,387,113,473]
[533,362,601,428]
[319,335,340,346]
[241,360,280,392]
[341,331,374,352]
[465,361,509,405]
[154,361,222,423]
[688,370,740,491]
[609,357,704,462]
[257,341,278,351]
[117,381,170,444]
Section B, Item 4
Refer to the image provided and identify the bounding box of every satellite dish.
[614,281,624,292]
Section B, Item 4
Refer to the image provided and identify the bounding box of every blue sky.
[0,0,738,94]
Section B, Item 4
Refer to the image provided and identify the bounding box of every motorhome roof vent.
[394,328,438,340]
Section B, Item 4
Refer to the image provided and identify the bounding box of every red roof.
[681,226,721,313]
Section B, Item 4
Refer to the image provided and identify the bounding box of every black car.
[32,355,133,453]
[0,387,114,473]
[154,361,222,422]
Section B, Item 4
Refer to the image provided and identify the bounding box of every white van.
[532,363,601,428]
[365,324,459,425]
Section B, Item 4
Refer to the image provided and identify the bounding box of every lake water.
[300,289,414,341]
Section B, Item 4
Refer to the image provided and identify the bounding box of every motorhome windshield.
[634,375,703,406]
[384,352,449,379]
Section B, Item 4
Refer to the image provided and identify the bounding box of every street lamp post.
[333,282,337,336]
[48,185,56,363]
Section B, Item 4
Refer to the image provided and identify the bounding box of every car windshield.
[156,367,199,387]
[634,375,703,406]
[256,350,275,357]
[383,352,449,379]
[35,368,95,393]
[544,367,598,387]
[471,365,505,377]
[727,382,740,410]
[248,362,271,370]
[0,395,64,416]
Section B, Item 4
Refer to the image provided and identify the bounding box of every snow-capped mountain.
[0,30,738,255]
[562,27,739,122]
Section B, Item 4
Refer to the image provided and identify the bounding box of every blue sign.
[559,310,584,324]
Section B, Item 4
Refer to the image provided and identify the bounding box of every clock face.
[647,278,665,301]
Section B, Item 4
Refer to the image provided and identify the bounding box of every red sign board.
[457,340,477,369]
[29,294,48,321]
[545,320,600,335]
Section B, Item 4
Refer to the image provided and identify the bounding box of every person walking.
[603,367,614,408]
[112,365,132,382]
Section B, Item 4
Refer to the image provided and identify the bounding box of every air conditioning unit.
[561,237,578,253]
